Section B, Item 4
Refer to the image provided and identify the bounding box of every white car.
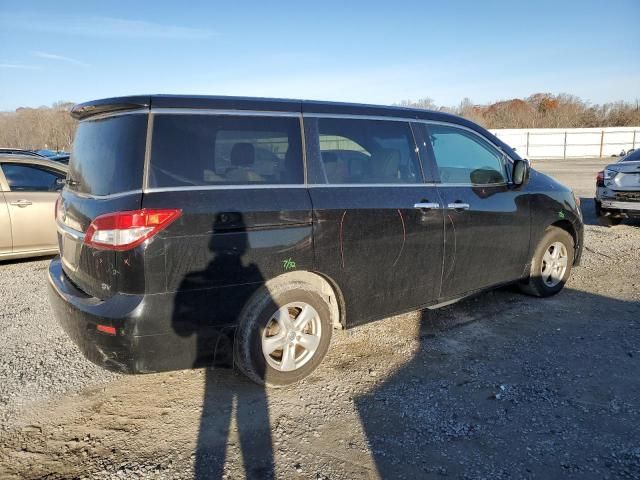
[595,149,640,226]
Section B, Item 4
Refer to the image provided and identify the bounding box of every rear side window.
[149,115,303,187]
[68,114,147,196]
[1,163,64,192]
[311,118,421,184]
[428,124,507,185]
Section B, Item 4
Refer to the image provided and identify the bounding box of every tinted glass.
[315,118,421,184]
[68,114,147,196]
[150,115,303,187]
[1,163,64,192]
[621,149,640,162]
[428,125,507,185]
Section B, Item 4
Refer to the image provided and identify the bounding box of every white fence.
[490,126,640,159]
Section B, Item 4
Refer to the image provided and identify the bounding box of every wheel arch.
[263,270,345,330]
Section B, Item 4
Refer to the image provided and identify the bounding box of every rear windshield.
[149,114,303,187]
[68,113,147,195]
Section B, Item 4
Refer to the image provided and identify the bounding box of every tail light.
[84,209,181,251]
[596,171,604,187]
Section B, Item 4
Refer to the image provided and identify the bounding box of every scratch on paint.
[445,214,456,279]
[392,209,406,267]
[339,210,347,269]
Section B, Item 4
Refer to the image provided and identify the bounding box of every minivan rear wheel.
[234,281,332,386]
[519,226,574,297]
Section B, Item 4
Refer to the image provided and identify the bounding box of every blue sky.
[0,0,638,110]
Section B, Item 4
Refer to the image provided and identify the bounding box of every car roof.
[0,154,68,172]
[72,94,522,160]
[0,148,47,158]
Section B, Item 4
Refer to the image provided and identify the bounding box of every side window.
[149,115,303,187]
[428,125,507,185]
[1,163,64,192]
[314,118,421,184]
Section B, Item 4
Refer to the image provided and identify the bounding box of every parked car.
[48,95,584,385]
[0,153,67,260]
[596,149,640,226]
[36,149,70,158]
[50,154,70,164]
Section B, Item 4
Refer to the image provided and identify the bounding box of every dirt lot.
[1,158,639,479]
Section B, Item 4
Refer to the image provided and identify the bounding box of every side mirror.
[512,159,529,186]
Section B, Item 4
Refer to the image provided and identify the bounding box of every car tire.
[234,280,333,387]
[519,226,574,297]
[598,214,623,227]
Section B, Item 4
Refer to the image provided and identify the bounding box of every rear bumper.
[600,199,640,211]
[48,257,234,373]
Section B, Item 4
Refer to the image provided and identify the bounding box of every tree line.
[0,102,77,152]
[398,93,640,129]
[0,94,638,152]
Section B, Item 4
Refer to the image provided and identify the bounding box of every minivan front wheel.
[519,226,574,297]
[234,282,332,386]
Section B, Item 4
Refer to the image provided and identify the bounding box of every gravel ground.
[0,157,639,479]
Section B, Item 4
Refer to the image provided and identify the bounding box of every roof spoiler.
[71,96,151,120]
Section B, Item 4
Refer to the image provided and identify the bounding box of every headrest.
[230,143,255,167]
[369,148,400,178]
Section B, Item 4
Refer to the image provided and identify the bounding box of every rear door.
[304,116,444,326]
[421,123,530,299]
[0,161,65,252]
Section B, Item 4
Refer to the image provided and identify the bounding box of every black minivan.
[49,95,583,385]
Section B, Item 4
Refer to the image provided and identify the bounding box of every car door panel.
[5,191,59,251]
[422,123,530,299]
[311,186,444,326]
[304,116,444,327]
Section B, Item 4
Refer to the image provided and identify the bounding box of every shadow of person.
[172,212,275,479]
[355,287,640,478]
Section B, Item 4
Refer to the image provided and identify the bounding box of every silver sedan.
[0,153,67,260]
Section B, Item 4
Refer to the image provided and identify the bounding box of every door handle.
[447,202,470,210]
[9,200,32,208]
[414,202,441,210]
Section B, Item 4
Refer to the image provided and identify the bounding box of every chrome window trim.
[307,183,438,188]
[150,108,301,117]
[62,187,143,200]
[304,113,413,123]
[143,185,308,194]
[56,220,84,240]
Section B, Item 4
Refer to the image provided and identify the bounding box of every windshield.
[621,149,640,162]
[68,113,147,195]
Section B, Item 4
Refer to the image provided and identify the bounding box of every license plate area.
[61,232,82,272]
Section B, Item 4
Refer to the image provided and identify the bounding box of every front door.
[304,116,444,326]
[422,123,530,299]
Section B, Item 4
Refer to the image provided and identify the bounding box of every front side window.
[313,118,421,184]
[428,124,507,185]
[1,163,64,192]
[149,115,303,187]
